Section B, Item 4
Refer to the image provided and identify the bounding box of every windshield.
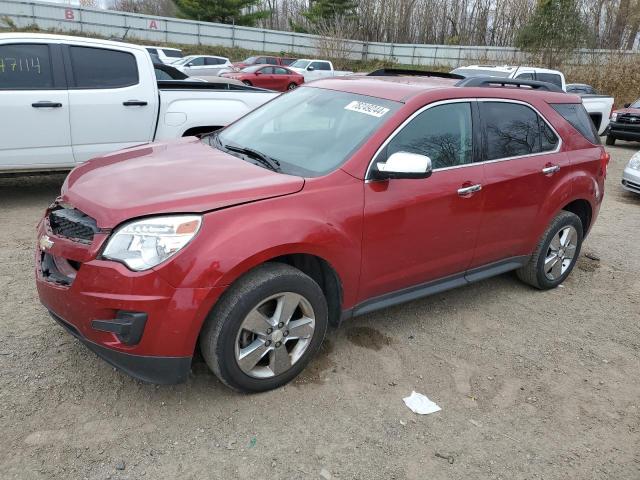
[215,87,400,177]
[243,56,257,64]
[173,56,195,65]
[630,99,640,108]
[290,60,310,69]
[451,68,511,78]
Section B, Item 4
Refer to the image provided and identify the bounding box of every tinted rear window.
[162,49,183,58]
[536,72,562,89]
[0,44,54,89]
[551,103,600,144]
[70,46,138,89]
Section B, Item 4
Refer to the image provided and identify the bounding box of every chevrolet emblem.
[39,235,54,251]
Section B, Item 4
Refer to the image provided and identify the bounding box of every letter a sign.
[149,20,158,29]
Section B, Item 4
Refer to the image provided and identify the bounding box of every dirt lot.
[1,144,639,480]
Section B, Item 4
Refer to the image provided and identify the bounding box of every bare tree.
[112,0,178,16]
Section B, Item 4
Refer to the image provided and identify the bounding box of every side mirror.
[374,152,432,180]
[624,103,631,108]
[255,71,262,75]
[307,66,315,71]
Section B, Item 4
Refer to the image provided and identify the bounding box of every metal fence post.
[231,24,235,48]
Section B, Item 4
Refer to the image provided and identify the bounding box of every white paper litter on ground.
[403,391,441,415]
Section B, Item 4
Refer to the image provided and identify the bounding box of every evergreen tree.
[174,0,270,27]
[303,0,357,28]
[515,0,591,67]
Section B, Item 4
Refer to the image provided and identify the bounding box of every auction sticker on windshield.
[344,101,390,118]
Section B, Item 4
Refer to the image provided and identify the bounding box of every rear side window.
[69,46,138,89]
[536,73,562,89]
[386,102,473,169]
[0,44,54,90]
[162,49,182,58]
[266,57,278,65]
[516,72,534,80]
[481,102,558,160]
[205,57,224,65]
[551,103,600,144]
[274,67,288,75]
[145,48,158,55]
[311,61,331,71]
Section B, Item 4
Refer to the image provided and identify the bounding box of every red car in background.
[222,65,304,91]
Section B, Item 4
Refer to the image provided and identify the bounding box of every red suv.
[36,73,608,392]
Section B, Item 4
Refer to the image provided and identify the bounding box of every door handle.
[457,184,482,196]
[123,100,148,106]
[542,165,560,175]
[32,101,62,108]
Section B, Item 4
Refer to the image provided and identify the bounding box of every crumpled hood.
[62,137,304,229]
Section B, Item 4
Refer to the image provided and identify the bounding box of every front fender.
[153,171,364,308]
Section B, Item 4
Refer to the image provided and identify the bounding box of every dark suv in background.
[607,99,640,145]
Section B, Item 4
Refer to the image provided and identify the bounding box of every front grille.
[40,252,78,286]
[617,114,640,125]
[49,207,98,243]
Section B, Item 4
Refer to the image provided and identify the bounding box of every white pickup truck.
[451,65,614,135]
[0,34,278,173]
[288,59,353,82]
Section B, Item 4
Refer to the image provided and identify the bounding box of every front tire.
[199,263,328,393]
[516,211,583,290]
[242,80,252,86]
[605,135,616,146]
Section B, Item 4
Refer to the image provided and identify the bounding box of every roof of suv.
[311,76,460,101]
[310,75,577,104]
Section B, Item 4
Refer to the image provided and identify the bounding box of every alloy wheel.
[234,292,315,378]
[544,225,578,281]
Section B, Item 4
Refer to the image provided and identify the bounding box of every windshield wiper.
[224,144,281,172]
[205,133,281,172]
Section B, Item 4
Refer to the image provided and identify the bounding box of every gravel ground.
[1,144,639,480]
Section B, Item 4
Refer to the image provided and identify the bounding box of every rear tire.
[199,263,328,393]
[516,211,583,290]
[287,82,297,90]
[605,135,616,146]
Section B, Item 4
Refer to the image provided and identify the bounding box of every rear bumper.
[622,167,640,194]
[608,122,640,141]
[50,311,192,384]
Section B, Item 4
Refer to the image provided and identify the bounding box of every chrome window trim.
[365,97,562,181]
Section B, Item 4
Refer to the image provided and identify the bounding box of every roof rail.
[456,76,563,93]
[368,68,464,80]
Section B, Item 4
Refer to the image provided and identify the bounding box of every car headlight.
[103,215,202,271]
[628,152,640,170]
[611,112,618,121]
